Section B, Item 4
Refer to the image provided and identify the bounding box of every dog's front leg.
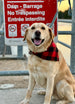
[44,75,54,104]
[20,74,36,104]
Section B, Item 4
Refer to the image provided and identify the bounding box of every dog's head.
[23,23,54,52]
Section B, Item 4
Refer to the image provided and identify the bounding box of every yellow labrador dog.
[21,23,75,104]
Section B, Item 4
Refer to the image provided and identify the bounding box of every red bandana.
[29,41,59,61]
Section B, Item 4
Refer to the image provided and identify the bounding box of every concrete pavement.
[0,88,56,104]
[0,88,75,104]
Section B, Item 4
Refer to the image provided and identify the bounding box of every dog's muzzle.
[31,30,44,46]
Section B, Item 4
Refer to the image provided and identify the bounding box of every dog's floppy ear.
[49,28,55,40]
[23,29,28,41]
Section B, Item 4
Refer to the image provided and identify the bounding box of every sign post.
[3,0,57,45]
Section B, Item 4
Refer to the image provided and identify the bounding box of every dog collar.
[29,41,59,61]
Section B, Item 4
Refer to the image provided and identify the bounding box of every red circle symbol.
[21,24,29,32]
[8,25,17,32]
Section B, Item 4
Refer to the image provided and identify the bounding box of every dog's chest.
[31,65,47,87]
[28,55,49,87]
[33,71,46,87]
[28,55,49,74]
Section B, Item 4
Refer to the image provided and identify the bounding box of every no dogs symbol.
[8,24,17,32]
[21,24,29,36]
[21,24,29,32]
[8,24,17,37]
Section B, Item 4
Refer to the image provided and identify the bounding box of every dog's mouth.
[31,38,44,46]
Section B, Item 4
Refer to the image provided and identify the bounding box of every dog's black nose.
[35,30,41,37]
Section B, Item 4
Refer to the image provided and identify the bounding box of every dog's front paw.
[56,101,62,104]
[56,101,67,104]
[37,90,46,95]
[44,103,50,104]
[20,99,29,104]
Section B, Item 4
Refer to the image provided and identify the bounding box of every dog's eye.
[31,26,35,30]
[41,27,45,30]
